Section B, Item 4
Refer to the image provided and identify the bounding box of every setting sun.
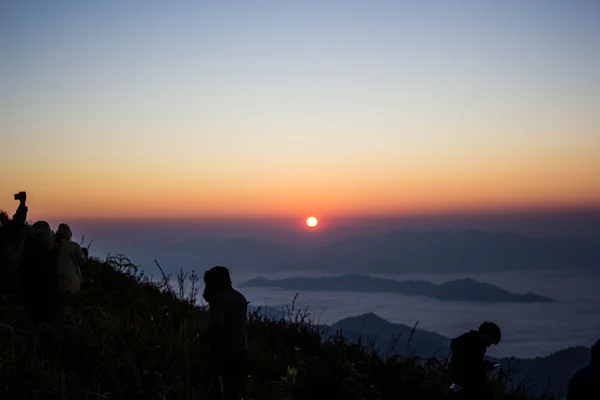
[306,216,318,228]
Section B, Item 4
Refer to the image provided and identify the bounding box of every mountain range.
[240,275,554,303]
[112,229,600,275]
[305,229,599,274]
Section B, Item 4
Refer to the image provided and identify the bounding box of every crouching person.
[203,266,248,400]
[449,321,502,400]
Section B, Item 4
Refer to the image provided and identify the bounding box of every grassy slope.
[0,253,558,400]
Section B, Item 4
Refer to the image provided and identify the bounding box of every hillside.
[241,275,555,303]
[251,306,589,397]
[0,253,560,399]
[248,307,451,358]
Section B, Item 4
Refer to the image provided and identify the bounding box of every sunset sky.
[1,0,599,220]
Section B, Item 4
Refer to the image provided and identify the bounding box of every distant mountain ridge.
[309,229,600,273]
[325,312,451,357]
[101,229,600,274]
[240,275,555,303]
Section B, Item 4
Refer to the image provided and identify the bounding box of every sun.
[306,216,318,228]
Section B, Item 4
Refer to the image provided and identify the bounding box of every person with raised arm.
[0,191,28,263]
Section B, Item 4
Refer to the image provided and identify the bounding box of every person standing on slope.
[19,221,61,328]
[0,191,28,305]
[567,338,600,400]
[0,191,28,266]
[202,266,248,400]
[54,223,85,296]
[449,321,502,400]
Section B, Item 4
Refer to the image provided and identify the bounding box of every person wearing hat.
[202,266,248,400]
[19,221,60,327]
[449,321,502,400]
[567,338,600,400]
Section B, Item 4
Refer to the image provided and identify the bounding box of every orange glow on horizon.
[1,144,599,221]
[4,195,600,222]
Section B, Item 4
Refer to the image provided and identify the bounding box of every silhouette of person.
[54,223,85,296]
[19,221,60,327]
[0,191,28,265]
[567,338,600,400]
[449,321,502,400]
[202,266,248,400]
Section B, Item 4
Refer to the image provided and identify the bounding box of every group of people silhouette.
[0,191,88,327]
[0,191,598,400]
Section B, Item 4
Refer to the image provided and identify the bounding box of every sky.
[1,0,599,221]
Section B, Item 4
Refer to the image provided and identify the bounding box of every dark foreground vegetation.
[0,251,561,399]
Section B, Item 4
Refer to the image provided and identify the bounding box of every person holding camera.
[0,191,28,264]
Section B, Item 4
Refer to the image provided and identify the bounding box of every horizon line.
[42,204,600,222]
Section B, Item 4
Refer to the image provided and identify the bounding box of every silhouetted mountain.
[324,312,451,357]
[109,237,312,273]
[97,229,599,274]
[241,275,555,303]
[310,229,600,273]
